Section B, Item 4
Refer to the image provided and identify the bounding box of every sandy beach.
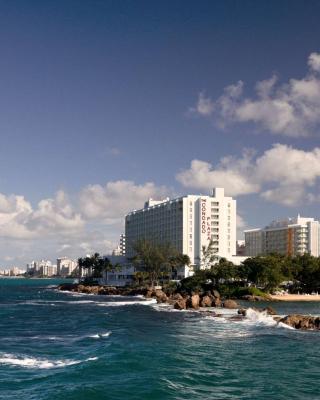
[271,294,320,301]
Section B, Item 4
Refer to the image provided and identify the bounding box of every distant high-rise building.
[27,261,38,273]
[244,215,320,257]
[112,234,126,256]
[57,257,78,277]
[119,234,126,256]
[125,188,237,277]
[40,264,57,277]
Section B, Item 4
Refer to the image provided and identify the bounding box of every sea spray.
[244,308,294,329]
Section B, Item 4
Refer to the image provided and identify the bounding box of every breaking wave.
[97,299,157,307]
[0,353,98,369]
[243,308,294,329]
[88,331,112,339]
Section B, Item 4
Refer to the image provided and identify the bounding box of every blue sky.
[1,0,320,267]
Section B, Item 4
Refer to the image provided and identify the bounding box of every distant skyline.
[1,0,320,267]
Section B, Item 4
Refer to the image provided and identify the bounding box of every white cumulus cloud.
[0,191,84,240]
[176,148,259,197]
[192,52,320,136]
[308,52,320,72]
[177,144,320,206]
[79,180,171,222]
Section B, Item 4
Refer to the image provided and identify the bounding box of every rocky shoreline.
[57,283,320,331]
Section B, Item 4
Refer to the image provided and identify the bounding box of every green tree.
[78,253,113,280]
[293,254,320,292]
[241,254,286,291]
[131,239,190,287]
[214,257,237,281]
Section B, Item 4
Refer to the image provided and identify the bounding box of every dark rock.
[200,295,213,307]
[155,289,168,303]
[241,295,255,301]
[223,299,239,309]
[279,314,320,330]
[212,297,222,307]
[190,294,200,309]
[172,293,184,301]
[212,290,220,299]
[238,308,247,316]
[262,306,277,315]
[58,283,78,292]
[145,290,154,298]
[173,299,187,310]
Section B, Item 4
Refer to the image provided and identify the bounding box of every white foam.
[0,353,98,369]
[243,308,277,326]
[88,331,111,339]
[244,308,294,329]
[19,299,95,305]
[97,298,157,307]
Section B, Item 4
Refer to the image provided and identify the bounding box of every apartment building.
[244,215,320,257]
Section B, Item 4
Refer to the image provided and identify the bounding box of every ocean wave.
[97,299,157,307]
[88,331,112,339]
[243,308,295,330]
[0,353,98,369]
[15,299,96,306]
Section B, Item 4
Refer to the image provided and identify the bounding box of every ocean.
[0,278,319,400]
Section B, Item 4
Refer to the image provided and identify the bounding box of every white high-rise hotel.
[125,188,237,276]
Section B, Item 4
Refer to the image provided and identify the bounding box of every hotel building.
[244,215,320,257]
[125,188,237,277]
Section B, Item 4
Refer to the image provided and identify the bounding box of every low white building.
[245,215,320,257]
[100,255,134,287]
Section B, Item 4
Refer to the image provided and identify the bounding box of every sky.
[1,0,320,267]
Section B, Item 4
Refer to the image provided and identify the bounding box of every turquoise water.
[0,278,319,400]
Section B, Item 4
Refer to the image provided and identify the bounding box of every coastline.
[57,283,320,330]
[270,294,320,301]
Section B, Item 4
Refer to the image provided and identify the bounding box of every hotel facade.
[125,188,238,277]
[244,215,320,257]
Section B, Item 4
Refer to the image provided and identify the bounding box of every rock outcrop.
[262,306,277,315]
[58,284,243,312]
[212,297,222,307]
[155,289,168,303]
[173,298,187,310]
[212,290,220,299]
[223,299,239,309]
[200,295,213,307]
[279,314,320,330]
[187,294,200,310]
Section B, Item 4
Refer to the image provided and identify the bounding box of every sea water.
[0,278,319,400]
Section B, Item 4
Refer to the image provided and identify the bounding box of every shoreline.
[57,283,320,331]
[270,294,320,302]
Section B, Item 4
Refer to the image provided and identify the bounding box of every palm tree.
[77,257,85,282]
[200,240,219,270]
